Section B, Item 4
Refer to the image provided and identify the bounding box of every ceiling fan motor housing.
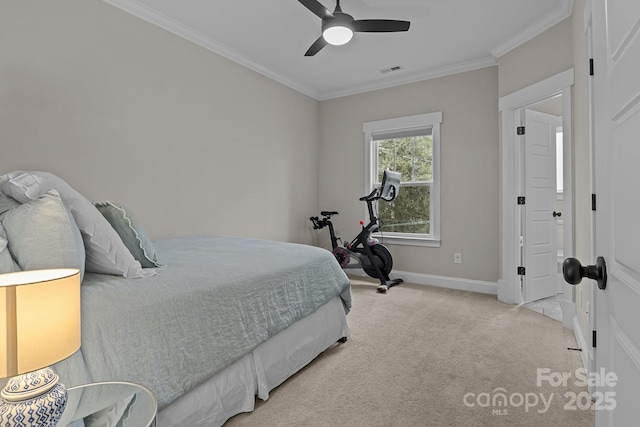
[322,12,354,45]
[322,12,354,32]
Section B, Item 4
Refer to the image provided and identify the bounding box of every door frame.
[498,69,575,325]
[583,1,597,384]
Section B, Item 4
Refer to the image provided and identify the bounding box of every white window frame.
[363,111,442,247]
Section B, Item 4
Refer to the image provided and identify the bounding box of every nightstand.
[57,381,157,427]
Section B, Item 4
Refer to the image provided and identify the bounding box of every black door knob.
[553,211,562,217]
[562,257,607,290]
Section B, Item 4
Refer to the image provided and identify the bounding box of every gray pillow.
[0,192,20,219]
[1,190,85,279]
[0,223,20,274]
[95,202,163,268]
[0,171,155,278]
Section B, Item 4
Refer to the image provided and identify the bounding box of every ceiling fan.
[298,0,411,56]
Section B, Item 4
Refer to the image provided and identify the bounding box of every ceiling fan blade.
[298,0,334,20]
[305,36,327,56]
[353,20,411,32]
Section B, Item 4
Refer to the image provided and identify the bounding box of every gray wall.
[497,18,574,97]
[318,67,500,283]
[0,0,320,244]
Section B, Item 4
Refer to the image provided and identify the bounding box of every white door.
[590,1,640,424]
[523,109,560,303]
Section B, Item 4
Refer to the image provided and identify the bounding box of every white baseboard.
[348,269,498,295]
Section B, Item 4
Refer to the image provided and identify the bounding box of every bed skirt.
[157,296,350,426]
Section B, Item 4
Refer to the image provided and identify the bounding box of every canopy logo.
[463,388,553,415]
[463,368,617,416]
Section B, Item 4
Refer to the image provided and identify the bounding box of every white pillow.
[0,171,155,278]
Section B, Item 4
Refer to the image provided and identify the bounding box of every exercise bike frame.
[310,187,403,293]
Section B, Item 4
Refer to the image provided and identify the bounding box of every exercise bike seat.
[321,211,339,217]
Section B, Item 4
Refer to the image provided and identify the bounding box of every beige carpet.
[226,279,595,426]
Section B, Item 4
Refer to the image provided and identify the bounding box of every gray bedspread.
[55,236,351,409]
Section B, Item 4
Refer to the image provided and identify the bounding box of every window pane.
[413,135,433,181]
[556,130,563,192]
[394,137,414,181]
[375,135,432,183]
[378,185,430,234]
[377,141,396,182]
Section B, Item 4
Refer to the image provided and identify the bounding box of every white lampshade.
[323,24,353,46]
[0,268,81,378]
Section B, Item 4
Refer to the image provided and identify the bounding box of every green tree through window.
[376,134,432,234]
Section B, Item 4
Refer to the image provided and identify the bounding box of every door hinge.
[592,330,597,348]
[517,196,526,205]
[592,194,596,211]
[589,58,594,76]
[518,266,526,276]
[517,126,525,135]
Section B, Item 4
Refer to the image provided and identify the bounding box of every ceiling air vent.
[379,65,404,74]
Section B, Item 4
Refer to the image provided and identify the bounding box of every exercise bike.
[310,170,403,293]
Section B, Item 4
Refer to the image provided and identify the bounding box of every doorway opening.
[498,69,576,328]
[521,95,565,321]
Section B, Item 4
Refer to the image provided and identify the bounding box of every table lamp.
[0,268,81,427]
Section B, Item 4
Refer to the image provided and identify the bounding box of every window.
[364,112,442,247]
[556,127,563,193]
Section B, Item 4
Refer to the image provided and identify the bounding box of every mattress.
[55,235,351,413]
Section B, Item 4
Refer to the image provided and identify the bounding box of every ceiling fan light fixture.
[322,23,353,45]
[300,0,410,56]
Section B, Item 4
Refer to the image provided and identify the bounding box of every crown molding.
[490,0,574,59]
[101,0,321,99]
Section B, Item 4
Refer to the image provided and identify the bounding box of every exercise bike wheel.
[332,247,350,268]
[363,244,393,279]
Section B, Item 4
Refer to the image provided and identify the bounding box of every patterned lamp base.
[0,368,67,427]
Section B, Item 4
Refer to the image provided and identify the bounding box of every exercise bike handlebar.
[379,185,397,202]
[359,188,380,202]
[309,216,323,229]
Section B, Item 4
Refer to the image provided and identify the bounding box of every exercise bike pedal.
[376,278,403,294]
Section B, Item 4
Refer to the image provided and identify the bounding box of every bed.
[0,171,351,426]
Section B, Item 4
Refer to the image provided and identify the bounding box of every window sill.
[373,234,441,248]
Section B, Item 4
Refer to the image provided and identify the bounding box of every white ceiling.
[103,0,573,100]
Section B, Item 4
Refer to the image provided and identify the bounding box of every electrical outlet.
[454,252,462,264]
